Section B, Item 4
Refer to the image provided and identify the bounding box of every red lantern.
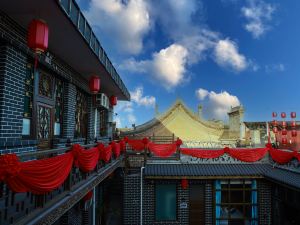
[281,137,287,145]
[292,129,297,137]
[181,179,188,189]
[27,19,49,54]
[272,120,278,126]
[272,127,278,133]
[272,112,277,118]
[281,112,286,118]
[110,96,117,106]
[89,76,100,94]
[291,121,296,128]
[291,112,296,119]
[282,121,287,128]
[281,128,287,135]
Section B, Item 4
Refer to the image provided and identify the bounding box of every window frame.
[155,183,177,222]
[215,179,258,225]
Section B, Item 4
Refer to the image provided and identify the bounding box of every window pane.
[54,122,61,136]
[155,184,176,221]
[230,190,244,203]
[22,118,31,135]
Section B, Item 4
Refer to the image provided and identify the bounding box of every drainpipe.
[140,166,145,225]
[93,187,96,225]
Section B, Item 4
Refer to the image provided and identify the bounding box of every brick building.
[124,142,300,225]
[1,1,300,225]
[0,0,129,224]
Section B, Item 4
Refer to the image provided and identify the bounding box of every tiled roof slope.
[144,164,300,189]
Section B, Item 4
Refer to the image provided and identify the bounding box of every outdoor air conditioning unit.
[96,93,109,109]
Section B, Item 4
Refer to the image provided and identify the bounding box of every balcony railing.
[0,143,124,225]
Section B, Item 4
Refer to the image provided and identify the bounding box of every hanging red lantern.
[89,76,100,94]
[281,112,286,118]
[291,121,296,128]
[272,127,278,133]
[272,120,278,126]
[110,96,117,106]
[281,128,287,135]
[27,19,49,68]
[292,129,297,137]
[272,112,277,118]
[282,121,287,128]
[181,179,188,189]
[291,112,296,119]
[27,19,49,54]
[281,137,287,145]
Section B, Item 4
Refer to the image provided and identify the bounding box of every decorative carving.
[38,72,53,98]
[38,106,51,139]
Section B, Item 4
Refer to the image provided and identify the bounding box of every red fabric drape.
[71,144,100,172]
[127,139,146,151]
[111,142,121,158]
[180,148,225,158]
[226,148,268,162]
[269,148,295,164]
[98,144,112,163]
[148,143,177,157]
[119,140,126,152]
[0,152,74,194]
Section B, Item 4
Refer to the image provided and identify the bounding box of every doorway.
[189,184,205,225]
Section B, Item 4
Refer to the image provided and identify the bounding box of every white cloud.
[121,44,189,89]
[265,63,285,73]
[196,88,209,100]
[84,0,151,55]
[130,86,156,107]
[195,88,241,120]
[214,39,248,72]
[241,0,276,39]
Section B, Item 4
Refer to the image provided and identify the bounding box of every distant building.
[121,100,246,146]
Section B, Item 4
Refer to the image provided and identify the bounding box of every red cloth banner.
[111,142,121,158]
[269,148,295,164]
[148,143,177,157]
[226,148,268,162]
[71,144,100,172]
[0,152,74,194]
[98,144,112,163]
[180,148,224,158]
[127,139,146,151]
[119,140,126,152]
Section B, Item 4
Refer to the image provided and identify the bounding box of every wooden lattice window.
[99,109,108,137]
[54,79,64,136]
[22,64,34,136]
[75,89,88,138]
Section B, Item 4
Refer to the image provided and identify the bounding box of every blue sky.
[77,0,300,128]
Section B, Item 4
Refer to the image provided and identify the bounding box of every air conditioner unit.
[96,93,109,109]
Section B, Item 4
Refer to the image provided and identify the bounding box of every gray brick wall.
[205,182,213,225]
[0,43,26,141]
[124,173,140,225]
[258,180,272,225]
[87,96,95,143]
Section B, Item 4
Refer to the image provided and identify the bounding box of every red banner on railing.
[148,143,177,158]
